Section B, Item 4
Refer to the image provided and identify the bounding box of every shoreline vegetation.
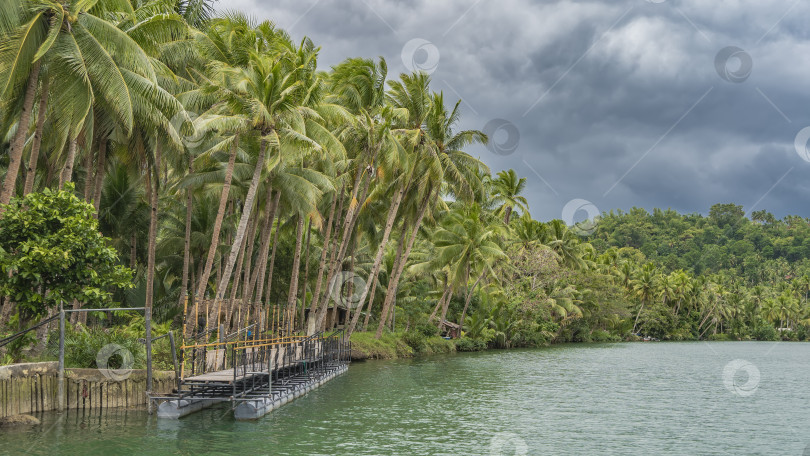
[1,1,810,372]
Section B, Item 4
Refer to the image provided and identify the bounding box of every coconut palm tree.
[490,169,529,225]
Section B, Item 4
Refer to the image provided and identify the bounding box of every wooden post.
[58,302,65,412]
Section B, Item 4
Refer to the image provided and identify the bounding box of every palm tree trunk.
[223,212,252,331]
[58,138,78,189]
[299,217,312,331]
[361,276,379,332]
[145,143,160,391]
[632,302,645,335]
[178,163,193,307]
[252,190,281,332]
[375,226,407,339]
[306,187,340,334]
[263,215,282,307]
[375,191,431,338]
[22,76,49,196]
[83,143,95,201]
[429,283,451,323]
[130,233,137,269]
[92,138,107,214]
[286,214,305,330]
[212,140,266,318]
[459,269,486,330]
[0,60,40,208]
[347,187,404,336]
[314,172,372,332]
[195,136,239,300]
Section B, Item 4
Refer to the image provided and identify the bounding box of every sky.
[215,0,810,224]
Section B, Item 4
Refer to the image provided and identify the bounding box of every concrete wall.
[0,362,174,418]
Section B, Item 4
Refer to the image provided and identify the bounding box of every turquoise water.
[2,342,809,455]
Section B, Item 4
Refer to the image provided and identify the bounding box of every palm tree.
[490,169,529,225]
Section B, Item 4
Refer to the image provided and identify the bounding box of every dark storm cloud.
[220,0,810,221]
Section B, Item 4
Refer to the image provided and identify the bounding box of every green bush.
[47,325,146,369]
[707,333,732,341]
[455,337,487,352]
[752,324,778,341]
[590,329,620,342]
[349,331,413,359]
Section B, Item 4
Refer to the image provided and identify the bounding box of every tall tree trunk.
[263,215,281,307]
[130,233,137,269]
[375,192,431,338]
[459,269,487,330]
[314,172,372,332]
[92,138,107,214]
[178,162,193,307]
[306,187,340,334]
[347,187,404,336]
[83,142,95,202]
[145,143,161,392]
[211,141,266,314]
[251,189,281,332]
[0,60,40,208]
[286,214,305,330]
[375,225,407,339]
[58,138,78,189]
[299,217,312,331]
[429,282,451,323]
[245,187,276,304]
[224,212,252,331]
[236,213,259,329]
[23,76,49,196]
[195,137,239,300]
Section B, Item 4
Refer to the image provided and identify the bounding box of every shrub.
[752,324,778,341]
[455,337,487,352]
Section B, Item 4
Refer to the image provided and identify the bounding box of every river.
[1,341,809,455]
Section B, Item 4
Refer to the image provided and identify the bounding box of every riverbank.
[349,331,456,360]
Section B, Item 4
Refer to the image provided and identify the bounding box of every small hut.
[439,320,461,339]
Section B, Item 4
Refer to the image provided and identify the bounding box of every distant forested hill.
[589,204,810,284]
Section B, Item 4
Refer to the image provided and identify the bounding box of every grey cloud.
[220,0,810,220]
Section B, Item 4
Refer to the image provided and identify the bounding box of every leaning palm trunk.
[178,163,193,307]
[298,218,313,330]
[347,187,404,336]
[194,136,239,300]
[459,270,487,331]
[263,216,282,307]
[429,284,451,324]
[375,228,407,338]
[375,192,431,338]
[0,61,41,208]
[23,77,49,196]
[313,171,373,333]
[145,143,161,388]
[286,215,305,330]
[83,145,95,201]
[92,138,107,214]
[212,141,266,327]
[58,138,78,189]
[223,213,252,331]
[306,187,340,334]
[245,188,278,331]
